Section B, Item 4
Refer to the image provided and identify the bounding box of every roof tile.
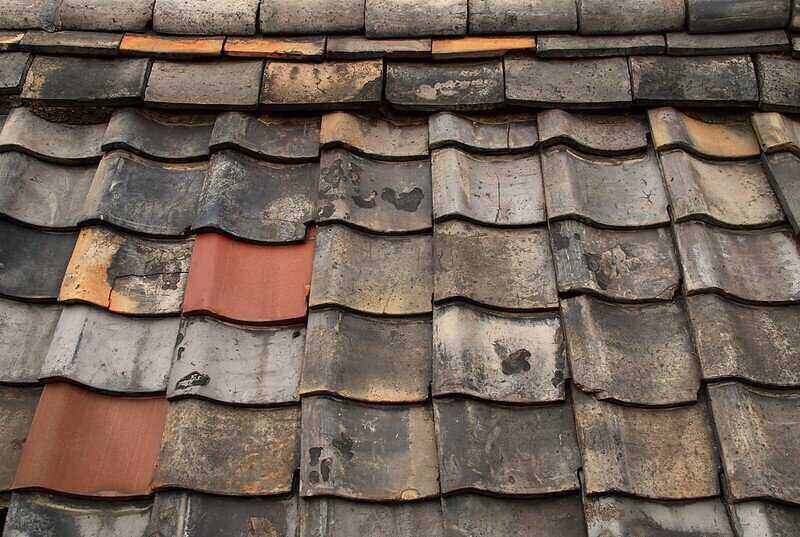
[19,30,121,55]
[434,303,565,403]
[326,36,432,60]
[0,386,41,492]
[0,32,25,51]
[537,110,648,155]
[119,34,225,58]
[59,226,193,315]
[537,33,665,58]
[434,220,558,310]
[504,55,632,108]
[321,112,429,160]
[153,398,299,495]
[366,0,467,38]
[709,382,800,505]
[301,497,442,537]
[578,0,685,35]
[431,36,535,59]
[661,149,784,227]
[145,60,263,110]
[675,222,800,303]
[386,61,505,111]
[0,220,76,301]
[648,107,760,159]
[562,295,700,406]
[259,0,364,34]
[194,150,316,243]
[630,55,758,106]
[428,111,538,153]
[0,298,60,384]
[224,36,325,60]
[764,152,800,234]
[13,382,165,497]
[756,54,800,113]
[573,388,719,499]
[435,397,580,495]
[309,225,433,315]
[182,231,314,323]
[55,0,154,33]
[752,112,800,155]
[0,52,31,94]
[209,112,320,162]
[41,304,178,393]
[467,0,577,34]
[687,0,791,33]
[301,308,431,403]
[168,316,303,404]
[666,30,790,56]
[0,0,58,31]
[431,148,545,225]
[732,501,800,537]
[152,0,258,36]
[301,396,439,501]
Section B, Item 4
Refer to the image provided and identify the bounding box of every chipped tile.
[259,0,364,34]
[119,34,225,58]
[433,303,564,403]
[648,107,760,159]
[0,52,31,94]
[667,30,790,56]
[578,0,685,34]
[0,298,59,384]
[102,108,214,162]
[224,36,325,60]
[193,150,316,243]
[752,112,800,155]
[153,398,299,495]
[42,305,177,393]
[435,397,579,495]
[709,382,800,505]
[0,32,25,51]
[153,0,259,35]
[431,147,545,225]
[366,0,466,37]
[505,55,632,108]
[320,112,429,160]
[309,225,432,315]
[538,34,665,58]
[145,60,263,110]
[301,396,439,501]
[764,152,800,234]
[661,149,784,227]
[687,0,791,33]
[0,386,41,492]
[168,316,303,405]
[316,149,432,233]
[434,220,558,310]
[0,220,76,300]
[301,496,442,537]
[550,220,680,302]
[675,222,800,303]
[562,295,700,406]
[21,55,149,105]
[209,112,320,162]
[756,54,800,113]
[326,36,432,60]
[0,151,94,228]
[542,146,669,228]
[630,55,759,107]
[182,232,314,323]
[538,110,648,155]
[81,150,206,236]
[13,383,165,497]
[386,61,504,111]
[261,60,383,110]
[59,226,193,315]
[573,389,719,499]
[428,111,538,152]
[733,501,800,537]
[55,0,154,32]
[19,30,121,55]
[468,0,577,34]
[431,36,535,59]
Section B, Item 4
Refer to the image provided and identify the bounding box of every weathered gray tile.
[542,146,669,228]
[102,108,214,163]
[0,107,104,164]
[0,52,31,94]
[675,222,800,303]
[0,220,76,300]
[630,55,759,106]
[81,150,206,237]
[309,225,433,315]
[687,0,791,33]
[709,382,800,505]
[0,386,41,492]
[468,0,577,34]
[210,112,320,162]
[56,0,154,32]
[538,110,648,155]
[562,295,700,406]
[752,112,800,155]
[733,501,800,537]
[667,30,789,56]
[584,496,734,537]
[573,388,719,499]
[153,399,299,495]
[428,111,538,152]
[259,0,364,34]
[578,0,685,34]
[153,0,258,35]
[145,60,263,110]
[41,305,177,393]
[326,36,432,60]
[505,55,632,108]
[648,107,760,159]
[661,149,784,227]
[434,220,558,310]
[366,0,466,37]
[301,497,443,537]
[320,112,428,160]
[0,152,94,228]
[431,148,544,225]
[19,30,121,55]
[0,298,59,384]
[756,54,800,113]
[435,397,579,495]
[301,309,431,403]
[537,34,665,58]
[386,61,504,111]
[168,316,302,405]
[764,152,800,234]
[0,0,58,31]
[262,60,383,110]
[433,303,565,403]
[21,56,149,105]
[301,396,439,501]
[316,149,432,233]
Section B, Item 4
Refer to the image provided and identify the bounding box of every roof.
[1,1,800,536]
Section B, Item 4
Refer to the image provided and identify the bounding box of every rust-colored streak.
[224,37,323,59]
[12,383,167,498]
[182,230,315,324]
[120,34,224,57]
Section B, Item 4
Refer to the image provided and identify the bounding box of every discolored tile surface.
[145,60,263,109]
[537,109,648,155]
[764,151,800,234]
[152,0,259,35]
[537,34,665,58]
[752,112,800,155]
[120,34,224,58]
[757,54,800,113]
[687,0,791,33]
[209,112,320,162]
[365,0,467,38]
[224,36,325,60]
[427,112,538,152]
[0,386,41,493]
[0,52,31,94]
[0,0,57,31]
[578,0,685,34]
[320,112,429,160]
[301,496,443,537]
[648,107,760,159]
[0,298,60,384]
[732,501,800,537]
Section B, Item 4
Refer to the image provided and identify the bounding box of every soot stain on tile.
[381,186,424,212]
[174,370,210,390]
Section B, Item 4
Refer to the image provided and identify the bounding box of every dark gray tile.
[538,110,648,155]
[19,30,121,55]
[687,0,791,33]
[209,112,320,162]
[667,30,789,56]
[733,501,800,537]
[320,112,429,160]
[538,34,665,58]
[301,496,443,537]
[259,0,364,34]
[0,52,31,94]
[467,0,577,34]
[428,111,538,153]
[578,0,685,34]
[764,151,800,234]
[756,54,800,113]
[648,107,760,159]
[153,0,258,35]
[0,298,60,384]
[365,0,466,37]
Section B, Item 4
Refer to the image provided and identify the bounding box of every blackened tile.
[764,152,800,234]
[687,0,791,33]
[537,34,665,58]
[648,107,760,159]
[365,0,466,38]
[538,110,648,155]
[301,496,443,537]
[224,36,325,60]
[209,112,320,162]
[578,0,685,34]
[0,298,59,384]
[153,0,258,36]
[0,387,40,493]
[56,0,154,32]
[326,36,432,60]
[428,111,538,153]
[667,30,789,56]
[752,112,800,155]
[0,52,31,94]
[320,112,429,160]
[19,30,121,55]
[468,0,577,34]
[756,54,800,113]
[733,501,800,537]
[259,0,364,34]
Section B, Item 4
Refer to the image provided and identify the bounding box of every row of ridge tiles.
[1,0,799,37]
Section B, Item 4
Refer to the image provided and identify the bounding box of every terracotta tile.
[182,231,315,324]
[224,36,325,60]
[120,34,224,58]
[0,32,25,51]
[13,383,167,498]
[431,36,535,59]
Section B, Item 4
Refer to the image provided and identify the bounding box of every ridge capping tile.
[0,0,59,32]
[578,0,685,35]
[427,111,538,153]
[763,151,800,234]
[19,30,121,55]
[0,297,61,384]
[467,0,578,34]
[320,112,429,160]
[365,0,467,38]
[119,34,225,58]
[152,0,259,36]
[55,0,155,33]
[209,112,321,162]
[686,0,791,34]
[259,0,365,35]
[537,109,648,155]
[537,33,665,59]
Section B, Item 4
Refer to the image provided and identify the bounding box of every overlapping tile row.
[753,112,800,234]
